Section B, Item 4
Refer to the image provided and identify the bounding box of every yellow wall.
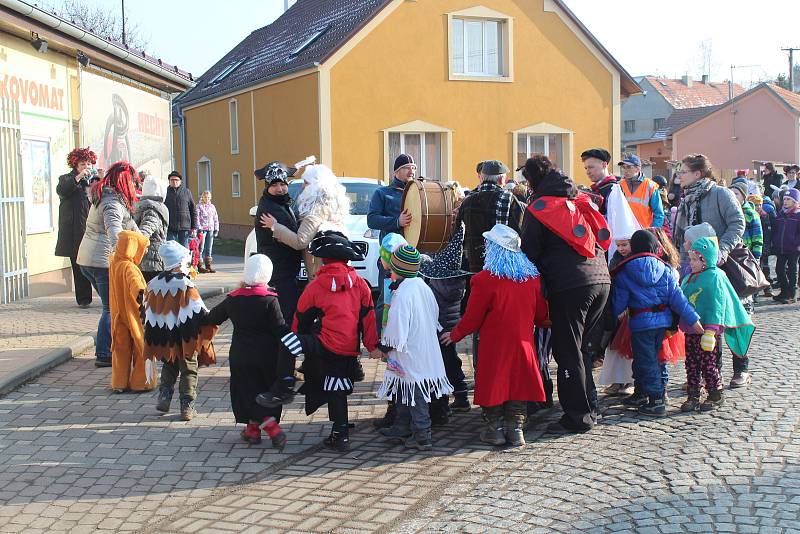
[328,0,615,188]
[182,73,320,225]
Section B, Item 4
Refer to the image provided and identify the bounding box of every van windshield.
[288,181,381,216]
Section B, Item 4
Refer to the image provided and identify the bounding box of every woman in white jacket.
[259,163,350,281]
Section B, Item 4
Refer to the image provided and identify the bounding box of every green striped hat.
[390,245,421,278]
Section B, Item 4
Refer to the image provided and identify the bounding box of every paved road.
[0,299,797,533]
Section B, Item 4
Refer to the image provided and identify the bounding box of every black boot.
[429,396,450,427]
[372,400,396,428]
[323,425,350,452]
[255,377,296,408]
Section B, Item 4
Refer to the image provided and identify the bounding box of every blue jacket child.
[611,230,703,415]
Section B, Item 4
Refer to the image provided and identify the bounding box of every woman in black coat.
[206,254,290,448]
[519,155,611,434]
[253,162,302,323]
[55,147,96,307]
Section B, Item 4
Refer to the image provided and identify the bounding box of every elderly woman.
[259,163,350,282]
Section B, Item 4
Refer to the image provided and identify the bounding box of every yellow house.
[174,0,640,235]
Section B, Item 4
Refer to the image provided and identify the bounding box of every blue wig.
[483,240,539,282]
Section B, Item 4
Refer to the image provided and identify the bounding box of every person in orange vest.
[618,154,665,229]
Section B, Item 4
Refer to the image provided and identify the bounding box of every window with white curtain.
[197,159,212,193]
[516,134,565,170]
[450,18,504,77]
[388,132,443,180]
[231,172,241,198]
[229,100,239,154]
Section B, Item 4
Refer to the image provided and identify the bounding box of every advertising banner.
[80,70,172,179]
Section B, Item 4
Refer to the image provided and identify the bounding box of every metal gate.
[0,98,28,303]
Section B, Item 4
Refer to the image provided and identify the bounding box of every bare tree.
[45,0,150,52]
[696,39,715,79]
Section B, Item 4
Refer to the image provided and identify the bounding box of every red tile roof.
[644,76,744,109]
[767,83,800,113]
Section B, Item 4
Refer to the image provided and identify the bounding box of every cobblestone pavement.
[0,299,797,533]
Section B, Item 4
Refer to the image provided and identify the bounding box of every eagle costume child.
[256,231,378,453]
[144,241,218,421]
[109,230,155,392]
[376,245,453,452]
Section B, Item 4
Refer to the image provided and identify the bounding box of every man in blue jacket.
[367,154,415,428]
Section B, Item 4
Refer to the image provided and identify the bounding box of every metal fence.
[0,98,28,303]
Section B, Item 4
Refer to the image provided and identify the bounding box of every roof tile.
[645,76,744,109]
[767,83,800,113]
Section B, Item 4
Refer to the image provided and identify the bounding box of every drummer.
[367,153,417,429]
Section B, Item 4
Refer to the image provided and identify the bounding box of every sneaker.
[480,419,506,446]
[379,425,412,442]
[620,383,635,396]
[255,379,296,408]
[372,402,397,428]
[240,423,262,445]
[680,396,701,412]
[603,383,622,395]
[404,434,433,451]
[729,371,752,389]
[155,387,173,413]
[180,399,197,421]
[622,392,648,407]
[638,398,667,417]
[503,419,526,446]
[699,389,724,412]
[94,358,112,368]
[449,396,471,413]
[323,430,350,453]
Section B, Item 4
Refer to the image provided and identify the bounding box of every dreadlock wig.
[483,240,540,282]
[91,161,139,211]
[67,147,97,169]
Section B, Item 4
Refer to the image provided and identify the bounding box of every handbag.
[720,245,770,298]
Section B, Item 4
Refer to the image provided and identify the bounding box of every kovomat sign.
[0,74,65,111]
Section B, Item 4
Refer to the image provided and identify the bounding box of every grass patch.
[213,238,245,257]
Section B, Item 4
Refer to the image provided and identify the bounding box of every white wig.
[295,164,350,225]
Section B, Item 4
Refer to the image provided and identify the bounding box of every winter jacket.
[759,200,776,256]
[134,197,169,273]
[367,178,406,241]
[77,187,139,269]
[740,201,763,259]
[589,175,618,217]
[164,185,196,232]
[520,171,611,294]
[763,172,784,199]
[457,182,525,273]
[771,208,800,254]
[272,211,333,281]
[255,190,302,278]
[428,277,467,331]
[55,170,91,257]
[611,253,700,332]
[674,184,744,264]
[293,261,378,356]
[196,202,219,232]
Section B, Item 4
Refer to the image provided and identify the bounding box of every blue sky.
[81,0,799,87]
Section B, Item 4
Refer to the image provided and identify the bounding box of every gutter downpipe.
[177,103,187,177]
[0,0,194,88]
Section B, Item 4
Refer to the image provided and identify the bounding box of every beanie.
[784,188,800,204]
[729,181,748,200]
[380,233,407,264]
[630,229,659,255]
[244,254,273,286]
[393,154,415,172]
[390,245,421,278]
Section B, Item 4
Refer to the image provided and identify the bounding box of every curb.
[0,284,237,397]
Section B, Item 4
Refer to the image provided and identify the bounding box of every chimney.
[701,74,709,84]
[681,75,692,87]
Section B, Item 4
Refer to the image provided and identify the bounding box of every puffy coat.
[134,197,169,273]
[428,277,466,331]
[164,184,196,232]
[771,209,800,254]
[76,187,139,269]
[611,253,699,332]
[293,261,378,356]
[674,184,744,264]
[55,170,91,257]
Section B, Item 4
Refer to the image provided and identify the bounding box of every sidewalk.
[0,255,244,396]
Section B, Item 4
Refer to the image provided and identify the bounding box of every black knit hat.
[393,154,416,172]
[630,229,659,255]
[309,230,364,261]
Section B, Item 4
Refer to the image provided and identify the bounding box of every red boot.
[260,416,287,450]
[240,422,262,444]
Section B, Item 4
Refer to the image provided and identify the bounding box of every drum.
[401,180,460,253]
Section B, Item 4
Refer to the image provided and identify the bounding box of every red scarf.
[528,193,611,258]
[229,285,277,297]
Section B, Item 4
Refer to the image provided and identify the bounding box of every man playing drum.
[368,154,416,429]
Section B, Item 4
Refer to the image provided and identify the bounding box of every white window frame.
[389,132,443,181]
[197,156,212,194]
[382,120,452,183]
[231,171,241,198]
[229,99,240,154]
[447,6,513,83]
[511,122,574,178]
